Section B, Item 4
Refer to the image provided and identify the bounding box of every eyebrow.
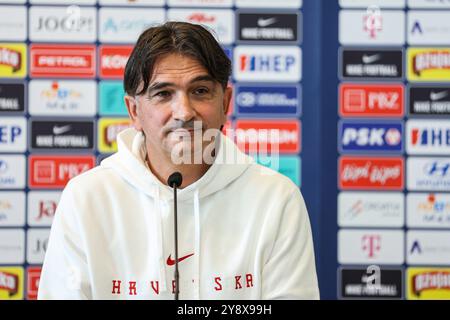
[147,75,216,94]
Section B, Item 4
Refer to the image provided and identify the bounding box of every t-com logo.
[30,44,96,78]
[234,46,301,82]
[339,10,405,45]
[338,229,404,264]
[99,45,133,79]
[339,156,404,190]
[235,120,301,154]
[339,83,404,117]
[29,155,95,189]
[406,120,450,155]
[339,121,403,153]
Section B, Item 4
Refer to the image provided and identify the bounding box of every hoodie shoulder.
[244,162,300,194]
[65,164,118,193]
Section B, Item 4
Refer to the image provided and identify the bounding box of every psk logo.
[424,161,450,177]
[364,5,382,39]
[385,128,401,146]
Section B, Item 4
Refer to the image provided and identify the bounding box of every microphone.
[167,172,182,300]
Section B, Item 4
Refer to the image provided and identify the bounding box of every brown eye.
[194,87,209,95]
[154,91,170,98]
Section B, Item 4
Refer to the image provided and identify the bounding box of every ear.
[124,95,143,131]
[222,84,233,116]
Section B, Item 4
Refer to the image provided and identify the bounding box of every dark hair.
[124,21,231,96]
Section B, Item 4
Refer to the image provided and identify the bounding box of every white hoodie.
[38,128,319,300]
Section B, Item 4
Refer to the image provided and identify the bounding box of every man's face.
[125,53,232,163]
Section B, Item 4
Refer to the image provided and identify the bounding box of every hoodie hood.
[100,128,253,298]
[101,128,253,202]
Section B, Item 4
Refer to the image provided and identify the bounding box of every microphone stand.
[173,182,180,301]
[168,172,182,301]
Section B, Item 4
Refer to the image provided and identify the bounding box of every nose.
[172,93,196,122]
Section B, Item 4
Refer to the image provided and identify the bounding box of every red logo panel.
[27,267,41,300]
[235,120,301,154]
[339,156,404,190]
[29,155,95,189]
[30,44,96,78]
[99,45,133,79]
[339,83,404,118]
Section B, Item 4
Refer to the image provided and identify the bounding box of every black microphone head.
[167,172,183,188]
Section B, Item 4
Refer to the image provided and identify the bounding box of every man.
[38,22,319,300]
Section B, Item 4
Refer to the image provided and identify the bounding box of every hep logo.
[239,54,296,72]
[411,128,450,147]
[362,235,381,258]
[0,126,22,144]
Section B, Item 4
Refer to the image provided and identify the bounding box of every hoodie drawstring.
[153,186,168,293]
[193,189,201,299]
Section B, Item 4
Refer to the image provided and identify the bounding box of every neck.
[145,140,219,189]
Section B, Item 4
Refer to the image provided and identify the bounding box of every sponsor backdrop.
[1,0,448,300]
[336,0,450,300]
[0,0,311,300]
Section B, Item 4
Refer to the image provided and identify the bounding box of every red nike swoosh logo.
[167,253,194,266]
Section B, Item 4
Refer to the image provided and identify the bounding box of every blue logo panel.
[236,85,301,117]
[339,121,404,153]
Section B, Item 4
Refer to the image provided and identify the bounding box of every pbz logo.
[340,121,403,153]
